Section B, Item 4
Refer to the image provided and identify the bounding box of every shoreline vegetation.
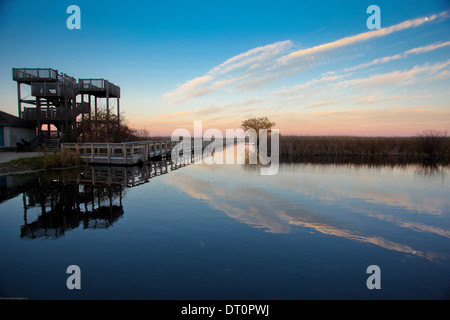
[0,133,449,175]
[0,149,82,175]
[278,135,449,160]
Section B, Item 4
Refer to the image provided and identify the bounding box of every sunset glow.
[0,1,449,136]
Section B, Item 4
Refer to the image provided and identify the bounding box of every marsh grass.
[279,135,450,159]
[0,149,82,174]
[40,149,82,169]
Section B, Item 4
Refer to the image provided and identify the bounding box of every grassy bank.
[279,135,450,159]
[0,150,82,174]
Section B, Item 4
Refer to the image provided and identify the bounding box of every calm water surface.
[0,148,449,299]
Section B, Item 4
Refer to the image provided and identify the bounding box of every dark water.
[0,148,449,300]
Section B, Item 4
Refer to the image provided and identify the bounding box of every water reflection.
[1,148,449,262]
[165,146,450,261]
[1,158,196,240]
[21,181,124,239]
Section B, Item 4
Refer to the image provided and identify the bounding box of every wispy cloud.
[269,59,450,108]
[210,40,294,75]
[163,10,449,104]
[343,41,450,73]
[162,75,214,104]
[278,11,449,66]
[271,74,350,97]
[163,40,293,103]
[335,59,450,89]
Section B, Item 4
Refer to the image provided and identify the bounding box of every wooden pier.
[61,140,204,165]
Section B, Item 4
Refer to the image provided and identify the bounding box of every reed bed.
[279,135,450,159]
[0,149,82,174]
[40,149,82,169]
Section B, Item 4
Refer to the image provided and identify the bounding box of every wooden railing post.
[131,144,134,164]
[107,143,111,164]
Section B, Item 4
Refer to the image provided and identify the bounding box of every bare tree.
[79,110,140,143]
[241,117,275,136]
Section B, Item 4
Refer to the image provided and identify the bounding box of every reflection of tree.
[242,145,274,171]
[243,150,264,173]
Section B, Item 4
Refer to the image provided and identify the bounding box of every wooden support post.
[36,97,41,134]
[106,80,110,138]
[88,95,91,121]
[82,94,85,122]
[64,93,69,141]
[17,82,21,118]
[117,97,120,126]
[95,97,98,140]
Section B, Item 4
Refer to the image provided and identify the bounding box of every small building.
[0,110,36,148]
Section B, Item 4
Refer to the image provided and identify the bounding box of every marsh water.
[0,146,449,299]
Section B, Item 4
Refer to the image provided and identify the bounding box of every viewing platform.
[79,79,121,98]
[31,80,78,99]
[12,68,59,84]
[22,102,90,122]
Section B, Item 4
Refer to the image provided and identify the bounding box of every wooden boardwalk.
[61,140,204,165]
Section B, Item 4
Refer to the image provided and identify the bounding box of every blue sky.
[0,0,449,135]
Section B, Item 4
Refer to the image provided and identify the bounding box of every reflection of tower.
[17,158,197,239]
[20,180,124,239]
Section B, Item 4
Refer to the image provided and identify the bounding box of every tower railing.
[79,79,120,97]
[13,68,59,83]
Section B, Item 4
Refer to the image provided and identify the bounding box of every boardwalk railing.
[62,140,204,165]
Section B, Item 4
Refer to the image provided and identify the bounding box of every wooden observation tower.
[12,68,120,144]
